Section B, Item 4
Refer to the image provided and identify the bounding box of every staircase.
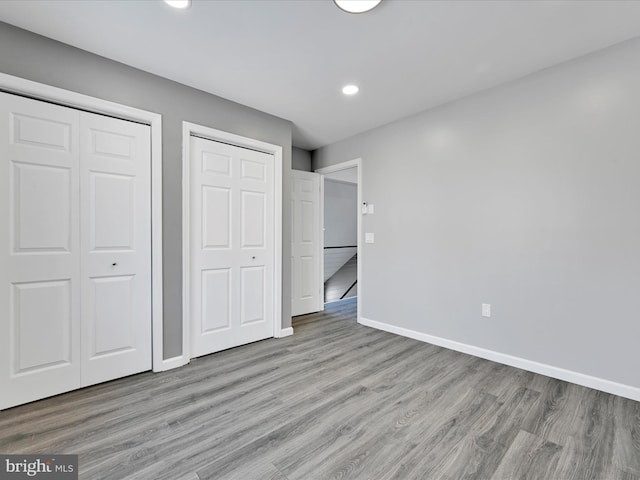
[324,254,357,303]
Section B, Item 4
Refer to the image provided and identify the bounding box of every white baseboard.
[359,317,640,402]
[154,354,189,372]
[154,327,294,371]
[276,327,294,338]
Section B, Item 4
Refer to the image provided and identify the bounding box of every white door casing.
[0,92,152,409]
[316,159,362,320]
[291,170,322,316]
[189,135,275,357]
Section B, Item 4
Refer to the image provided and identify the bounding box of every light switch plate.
[365,232,375,244]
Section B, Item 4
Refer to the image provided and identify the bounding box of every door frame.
[315,158,362,320]
[0,72,166,372]
[182,122,284,361]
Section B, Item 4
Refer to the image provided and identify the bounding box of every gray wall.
[0,22,293,359]
[324,180,357,248]
[292,147,311,171]
[313,37,640,390]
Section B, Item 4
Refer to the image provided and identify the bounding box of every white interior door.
[291,170,322,316]
[0,92,152,410]
[0,92,82,409]
[190,136,274,358]
[80,112,151,386]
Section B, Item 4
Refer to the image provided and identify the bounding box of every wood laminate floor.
[1,298,639,480]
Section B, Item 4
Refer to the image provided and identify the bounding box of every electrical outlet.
[482,303,491,317]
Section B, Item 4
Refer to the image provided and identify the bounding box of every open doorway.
[323,171,357,302]
[316,159,362,316]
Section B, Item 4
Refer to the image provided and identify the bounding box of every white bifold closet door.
[79,111,151,386]
[0,92,151,410]
[189,136,274,358]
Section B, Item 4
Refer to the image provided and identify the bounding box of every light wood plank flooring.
[1,298,639,479]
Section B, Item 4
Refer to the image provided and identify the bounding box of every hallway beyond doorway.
[324,254,357,303]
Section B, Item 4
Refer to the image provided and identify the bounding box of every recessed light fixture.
[165,0,191,9]
[334,0,382,14]
[342,85,359,95]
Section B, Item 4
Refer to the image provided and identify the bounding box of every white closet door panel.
[12,162,72,252]
[240,266,265,325]
[80,112,151,386]
[0,92,81,410]
[12,112,72,152]
[12,280,72,373]
[202,150,231,175]
[88,276,135,355]
[241,191,266,247]
[291,170,322,316]
[202,186,231,249]
[190,137,274,357]
[201,268,232,332]
[90,172,135,250]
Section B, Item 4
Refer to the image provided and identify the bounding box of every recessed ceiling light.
[334,0,382,14]
[342,85,359,95]
[165,0,191,9]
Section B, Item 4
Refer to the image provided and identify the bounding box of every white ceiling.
[1,0,640,150]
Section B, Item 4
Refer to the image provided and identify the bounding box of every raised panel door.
[190,137,274,357]
[0,92,81,410]
[79,112,151,386]
[291,170,322,316]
